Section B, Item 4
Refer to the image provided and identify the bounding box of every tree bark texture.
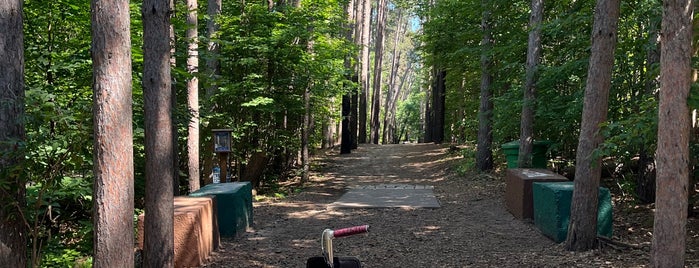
[370,0,387,144]
[142,0,175,265]
[358,0,371,144]
[476,7,494,171]
[651,0,692,265]
[565,0,620,251]
[186,0,201,192]
[518,0,543,168]
[91,0,135,266]
[0,0,27,266]
[431,70,446,144]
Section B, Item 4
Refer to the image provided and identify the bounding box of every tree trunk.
[169,0,179,196]
[518,0,544,168]
[91,0,135,266]
[636,19,660,204]
[201,0,222,184]
[565,0,620,251]
[387,62,412,143]
[432,69,446,144]
[424,88,433,143]
[651,0,692,265]
[142,0,175,265]
[302,86,311,182]
[0,0,27,266]
[351,76,359,149]
[382,9,403,144]
[301,20,314,182]
[186,0,201,192]
[341,0,355,154]
[358,0,371,144]
[476,5,494,172]
[341,94,352,154]
[206,0,222,100]
[370,0,387,144]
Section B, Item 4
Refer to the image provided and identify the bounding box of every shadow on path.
[204,143,595,267]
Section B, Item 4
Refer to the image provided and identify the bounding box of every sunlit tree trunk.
[518,0,543,168]
[383,9,403,144]
[0,0,27,266]
[91,0,134,266]
[142,0,175,265]
[186,0,200,192]
[370,0,387,144]
[301,1,313,182]
[651,0,693,265]
[565,0,620,251]
[358,0,371,144]
[387,62,412,143]
[476,4,494,171]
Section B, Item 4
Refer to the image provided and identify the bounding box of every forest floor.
[205,143,699,267]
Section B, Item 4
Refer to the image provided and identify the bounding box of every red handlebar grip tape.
[333,225,370,238]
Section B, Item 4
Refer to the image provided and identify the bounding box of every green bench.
[532,181,612,243]
[190,182,253,237]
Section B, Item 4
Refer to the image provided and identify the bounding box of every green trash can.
[502,140,551,168]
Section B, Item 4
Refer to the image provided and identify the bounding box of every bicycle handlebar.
[331,225,370,238]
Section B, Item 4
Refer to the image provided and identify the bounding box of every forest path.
[205,143,637,267]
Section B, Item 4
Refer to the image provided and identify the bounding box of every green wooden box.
[532,181,612,243]
[190,182,253,237]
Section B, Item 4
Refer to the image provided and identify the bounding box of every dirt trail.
[205,143,649,267]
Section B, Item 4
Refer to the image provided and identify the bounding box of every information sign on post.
[212,129,234,183]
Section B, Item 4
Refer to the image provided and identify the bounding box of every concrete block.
[505,169,569,219]
[532,181,613,243]
[190,182,253,237]
[137,196,220,268]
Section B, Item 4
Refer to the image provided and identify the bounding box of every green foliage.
[418,0,664,167]
[23,0,95,265]
[40,247,92,268]
[455,146,478,176]
[397,86,426,142]
[200,0,353,173]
